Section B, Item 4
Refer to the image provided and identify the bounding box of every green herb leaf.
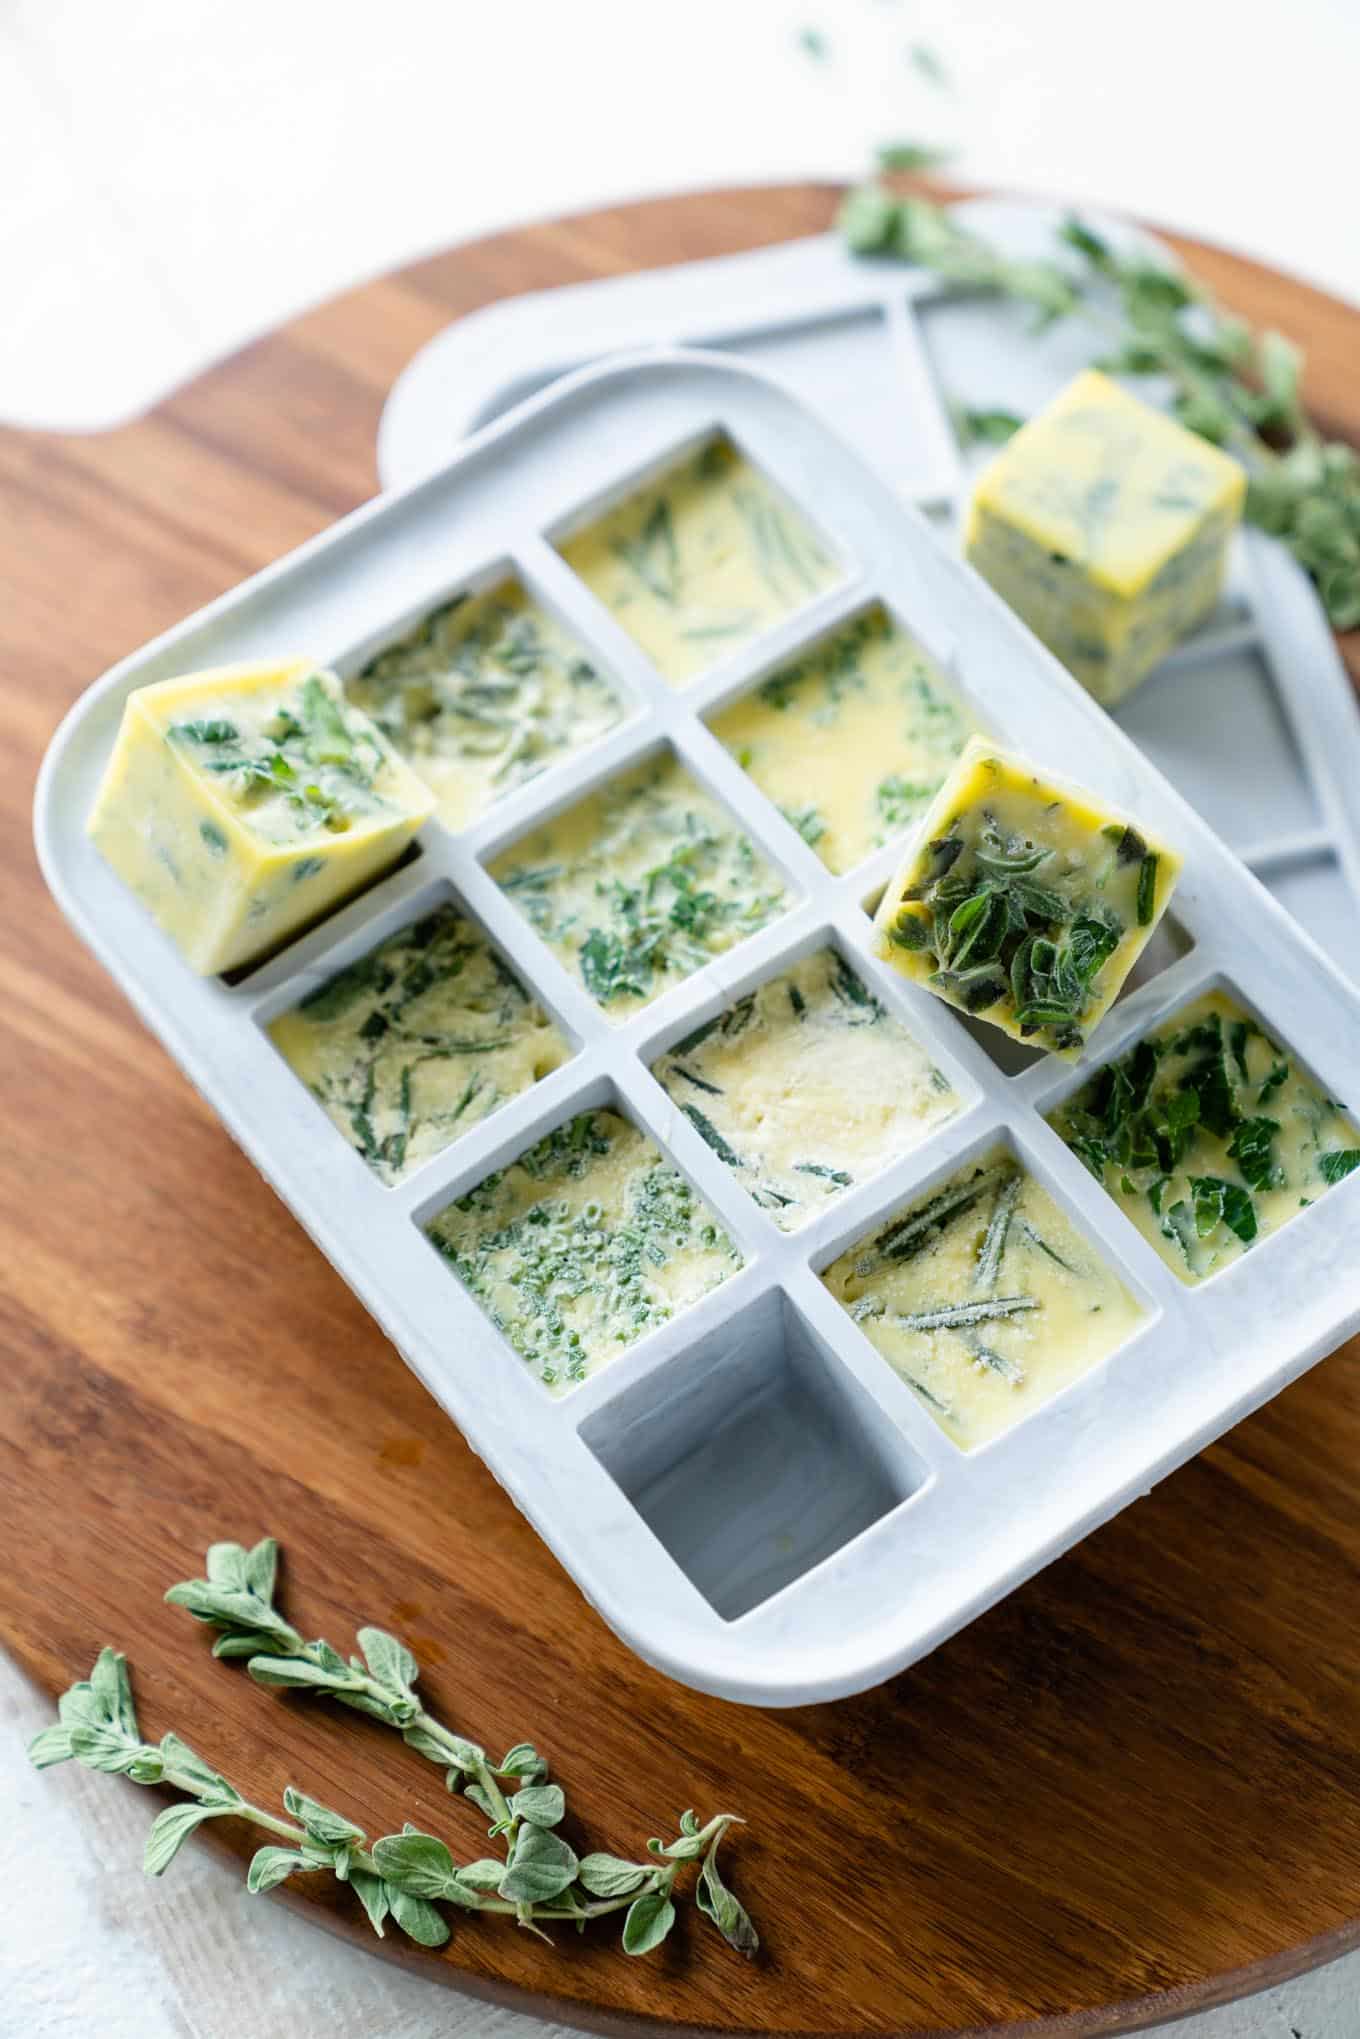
[1321,1148,1360,1183]
[622,1891,677,1956]
[696,1845,759,1958]
[247,1846,310,1894]
[357,1626,419,1693]
[510,1784,566,1828]
[499,1824,580,1904]
[578,1854,652,1898]
[144,1802,228,1877]
[385,1884,452,1948]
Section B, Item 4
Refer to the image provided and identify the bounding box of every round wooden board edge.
[9,178,1360,2039]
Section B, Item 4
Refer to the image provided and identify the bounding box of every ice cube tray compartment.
[36,349,1360,1704]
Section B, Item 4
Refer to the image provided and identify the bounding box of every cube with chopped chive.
[822,1147,1144,1449]
[965,370,1245,706]
[1048,987,1360,1284]
[87,660,435,975]
[558,436,840,688]
[424,1108,742,1391]
[873,738,1181,1059]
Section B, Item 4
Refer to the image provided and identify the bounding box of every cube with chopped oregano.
[708,604,978,874]
[268,902,569,1186]
[874,738,1181,1059]
[87,659,434,975]
[558,435,840,688]
[344,578,626,832]
[1048,987,1360,1283]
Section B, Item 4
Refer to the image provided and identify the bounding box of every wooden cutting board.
[5,183,1360,2039]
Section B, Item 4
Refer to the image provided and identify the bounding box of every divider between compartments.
[891,293,967,509]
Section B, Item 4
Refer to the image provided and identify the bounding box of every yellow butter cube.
[873,737,1181,1058]
[88,659,435,974]
[964,370,1245,706]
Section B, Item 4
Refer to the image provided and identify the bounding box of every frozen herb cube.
[425,1108,741,1391]
[823,1147,1144,1449]
[87,660,434,975]
[651,948,957,1230]
[965,370,1245,706]
[874,738,1181,1059]
[559,436,840,688]
[1049,988,1360,1283]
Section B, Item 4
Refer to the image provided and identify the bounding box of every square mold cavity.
[649,939,961,1232]
[261,885,573,1189]
[418,1088,745,1395]
[485,741,795,1023]
[1265,855,1360,984]
[705,599,982,876]
[580,1286,925,1621]
[819,1136,1148,1452]
[553,431,843,690]
[1115,645,1318,860]
[338,563,631,835]
[1045,977,1360,1289]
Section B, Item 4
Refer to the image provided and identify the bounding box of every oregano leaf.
[27,1723,74,1770]
[350,1868,390,1937]
[621,1891,676,1956]
[246,1846,310,1894]
[357,1627,418,1693]
[371,1831,457,1899]
[499,1824,579,1904]
[510,1784,565,1829]
[578,1854,651,1898]
[385,1884,451,1948]
[144,1802,227,1877]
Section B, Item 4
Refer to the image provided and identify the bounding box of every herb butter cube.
[823,1148,1144,1450]
[426,1108,742,1391]
[1049,988,1360,1283]
[874,738,1181,1058]
[965,370,1245,706]
[652,949,957,1231]
[87,659,435,974]
[709,604,979,873]
[268,902,569,1185]
[559,436,840,689]
[345,578,626,832]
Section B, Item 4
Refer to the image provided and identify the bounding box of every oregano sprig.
[30,1539,756,1964]
[839,181,1360,630]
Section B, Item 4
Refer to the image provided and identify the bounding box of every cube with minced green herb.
[1048,987,1360,1283]
[965,370,1245,706]
[424,1108,742,1390]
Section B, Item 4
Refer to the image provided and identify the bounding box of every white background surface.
[6,0,1360,2032]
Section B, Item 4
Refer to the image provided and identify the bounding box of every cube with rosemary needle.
[822,1147,1144,1450]
[87,659,435,974]
[965,370,1245,707]
[874,738,1181,1059]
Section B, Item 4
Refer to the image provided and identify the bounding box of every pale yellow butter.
[651,948,957,1230]
[709,605,978,873]
[965,370,1245,706]
[823,1146,1144,1449]
[559,436,840,687]
[87,659,434,975]
[874,738,1181,1059]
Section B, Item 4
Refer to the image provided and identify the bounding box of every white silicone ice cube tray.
[35,350,1360,1706]
[378,198,1360,982]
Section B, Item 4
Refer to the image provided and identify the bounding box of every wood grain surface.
[4,182,1360,2039]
